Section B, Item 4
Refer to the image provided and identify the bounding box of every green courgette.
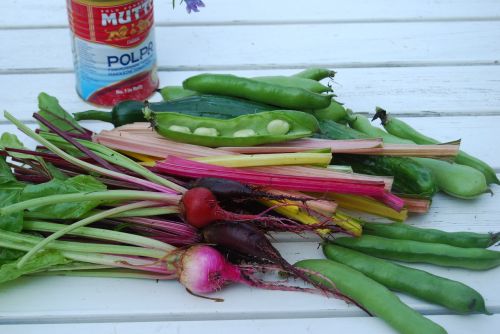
[334,154,438,197]
[73,95,275,127]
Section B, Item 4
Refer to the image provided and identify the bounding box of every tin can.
[66,0,158,106]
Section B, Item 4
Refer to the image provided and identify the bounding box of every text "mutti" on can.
[67,0,159,106]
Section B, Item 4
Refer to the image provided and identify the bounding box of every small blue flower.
[184,0,205,13]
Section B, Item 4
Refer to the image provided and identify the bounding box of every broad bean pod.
[295,259,447,334]
[147,109,319,147]
[183,74,333,110]
[363,222,499,248]
[323,243,490,314]
[291,68,336,81]
[253,75,332,93]
[333,235,500,270]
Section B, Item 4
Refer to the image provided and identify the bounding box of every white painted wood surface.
[4,0,500,28]
[0,0,499,333]
[4,22,500,72]
[4,315,500,334]
[3,66,500,118]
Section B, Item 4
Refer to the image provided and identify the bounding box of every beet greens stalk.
[3,111,178,194]
[0,238,172,274]
[0,229,167,259]
[15,200,176,268]
[40,131,185,192]
[23,221,174,251]
[84,206,179,219]
[33,269,177,280]
[0,190,181,217]
[33,113,121,173]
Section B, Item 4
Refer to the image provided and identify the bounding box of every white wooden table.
[1,1,499,333]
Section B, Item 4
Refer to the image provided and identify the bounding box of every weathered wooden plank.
[0,241,497,324]
[1,65,500,119]
[3,0,500,28]
[2,314,500,334]
[2,22,500,72]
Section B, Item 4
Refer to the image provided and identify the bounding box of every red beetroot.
[167,245,318,295]
[201,221,328,291]
[180,187,332,233]
[172,245,245,293]
[188,177,311,203]
[180,187,259,228]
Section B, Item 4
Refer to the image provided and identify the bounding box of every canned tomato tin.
[66,0,158,106]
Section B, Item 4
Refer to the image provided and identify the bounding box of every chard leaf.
[0,250,70,284]
[0,132,50,177]
[0,248,25,265]
[38,93,86,134]
[21,175,107,219]
[0,188,24,232]
[45,162,68,180]
[0,157,16,185]
[0,158,24,232]
[0,132,35,161]
[64,174,106,192]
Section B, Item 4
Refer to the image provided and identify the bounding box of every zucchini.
[334,154,437,198]
[73,95,275,127]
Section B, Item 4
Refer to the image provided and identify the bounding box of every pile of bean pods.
[154,69,497,201]
[297,222,499,334]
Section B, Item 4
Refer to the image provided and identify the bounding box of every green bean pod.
[157,86,198,101]
[291,68,336,81]
[253,76,332,93]
[347,113,490,199]
[373,109,500,185]
[347,112,415,144]
[363,223,499,248]
[147,109,319,147]
[323,243,490,314]
[334,235,500,270]
[312,100,349,123]
[453,152,499,185]
[416,158,490,199]
[183,74,333,110]
[294,259,447,334]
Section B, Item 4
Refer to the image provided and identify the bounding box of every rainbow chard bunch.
[0,93,355,299]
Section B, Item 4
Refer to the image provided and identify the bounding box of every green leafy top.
[38,93,87,134]
[0,250,70,285]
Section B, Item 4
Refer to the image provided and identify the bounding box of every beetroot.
[201,221,326,290]
[167,244,319,296]
[180,187,332,234]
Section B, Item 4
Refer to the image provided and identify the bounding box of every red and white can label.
[67,0,158,106]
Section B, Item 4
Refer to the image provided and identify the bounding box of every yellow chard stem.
[326,193,408,222]
[260,199,362,237]
[192,152,332,168]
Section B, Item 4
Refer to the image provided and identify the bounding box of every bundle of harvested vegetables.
[1,63,499,334]
[0,94,367,299]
